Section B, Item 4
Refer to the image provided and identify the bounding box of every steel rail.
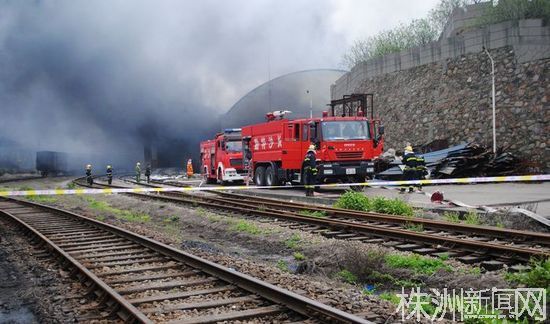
[145,177,550,246]
[210,191,550,245]
[1,195,371,324]
[0,201,152,324]
[78,178,549,263]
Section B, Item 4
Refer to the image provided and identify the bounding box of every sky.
[0,0,439,168]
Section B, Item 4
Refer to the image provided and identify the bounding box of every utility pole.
[307,90,312,118]
[483,46,497,154]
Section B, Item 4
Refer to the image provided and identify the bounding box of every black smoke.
[0,1,348,171]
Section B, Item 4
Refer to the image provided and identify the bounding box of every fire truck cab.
[242,94,384,186]
[200,129,244,184]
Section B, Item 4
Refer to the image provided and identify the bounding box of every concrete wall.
[332,17,550,170]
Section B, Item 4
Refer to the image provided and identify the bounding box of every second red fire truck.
[200,129,245,184]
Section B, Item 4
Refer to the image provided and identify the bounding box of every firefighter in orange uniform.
[186,159,193,178]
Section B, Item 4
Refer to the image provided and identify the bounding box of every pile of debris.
[375,142,536,180]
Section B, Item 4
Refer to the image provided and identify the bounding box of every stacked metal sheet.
[375,142,529,180]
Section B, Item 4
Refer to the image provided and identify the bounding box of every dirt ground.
[0,177,531,322]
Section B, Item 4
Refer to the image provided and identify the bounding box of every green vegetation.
[477,0,550,26]
[27,195,57,203]
[404,222,424,232]
[334,191,414,216]
[506,258,550,297]
[443,210,483,225]
[293,252,305,261]
[164,215,179,223]
[66,182,77,189]
[334,191,371,211]
[379,292,401,305]
[342,0,550,69]
[96,215,106,221]
[298,210,327,218]
[464,210,481,225]
[385,254,451,275]
[284,233,302,250]
[443,211,461,223]
[369,271,419,288]
[336,269,358,284]
[276,259,289,272]
[85,197,150,223]
[230,219,263,235]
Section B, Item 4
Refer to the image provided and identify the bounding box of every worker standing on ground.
[135,162,141,183]
[186,159,193,178]
[303,144,318,197]
[106,165,113,185]
[85,164,93,186]
[145,164,151,183]
[401,145,425,193]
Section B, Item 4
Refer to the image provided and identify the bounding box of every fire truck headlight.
[367,167,374,173]
[324,169,333,175]
[323,164,332,168]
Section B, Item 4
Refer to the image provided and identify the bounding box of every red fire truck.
[241,94,384,186]
[200,129,245,184]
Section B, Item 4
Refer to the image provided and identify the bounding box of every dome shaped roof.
[222,69,346,128]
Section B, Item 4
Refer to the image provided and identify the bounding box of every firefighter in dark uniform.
[401,145,427,192]
[145,164,151,183]
[303,144,318,197]
[106,165,113,185]
[85,164,93,186]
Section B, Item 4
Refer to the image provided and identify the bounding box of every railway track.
[86,177,550,267]
[0,175,45,184]
[0,196,370,323]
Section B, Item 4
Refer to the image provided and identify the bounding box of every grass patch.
[464,210,481,225]
[164,215,179,223]
[96,215,105,221]
[66,182,77,189]
[369,271,419,288]
[385,254,450,275]
[336,269,358,284]
[298,210,327,218]
[334,191,414,216]
[404,222,423,232]
[285,233,302,250]
[85,197,150,223]
[230,219,264,235]
[27,195,57,203]
[276,260,289,272]
[379,292,400,305]
[443,211,460,223]
[293,251,305,261]
[506,258,550,297]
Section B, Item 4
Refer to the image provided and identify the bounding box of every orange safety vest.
[186,159,193,177]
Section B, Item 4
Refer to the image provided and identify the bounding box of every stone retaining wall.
[332,17,550,169]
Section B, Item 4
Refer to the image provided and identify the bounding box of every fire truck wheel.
[254,166,267,186]
[265,165,279,186]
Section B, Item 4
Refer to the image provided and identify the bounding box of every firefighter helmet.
[308,144,316,151]
[405,145,413,152]
[107,165,112,169]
